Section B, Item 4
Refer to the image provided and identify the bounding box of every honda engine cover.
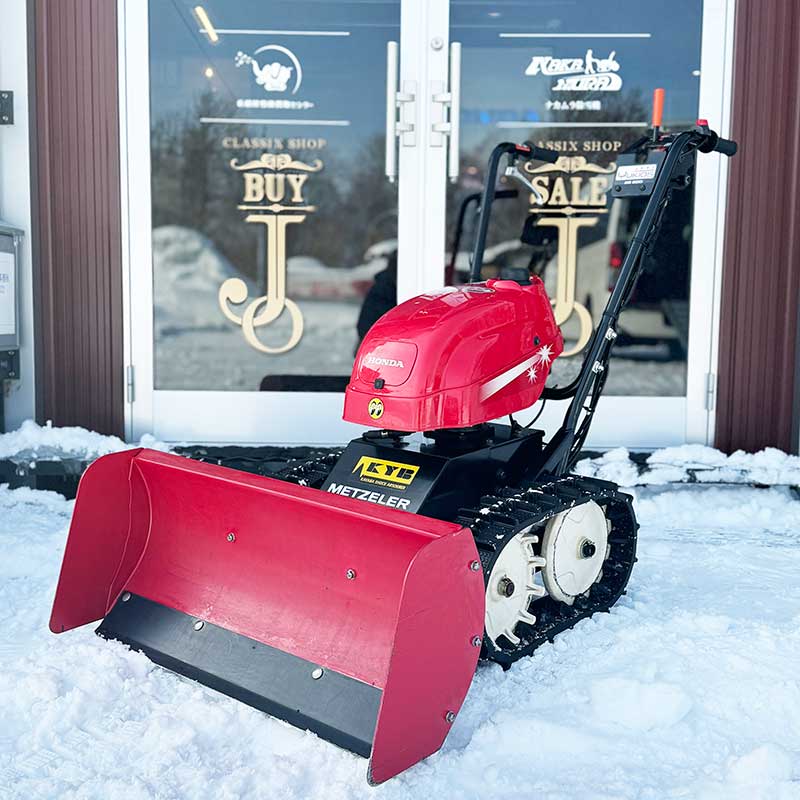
[344,279,563,431]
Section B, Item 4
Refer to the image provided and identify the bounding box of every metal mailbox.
[0,219,22,351]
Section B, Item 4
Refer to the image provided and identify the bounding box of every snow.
[577,444,800,487]
[0,420,169,464]
[2,461,800,797]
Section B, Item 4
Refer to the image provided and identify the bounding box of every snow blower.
[50,91,736,784]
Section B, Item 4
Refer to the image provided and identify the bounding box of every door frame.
[120,0,735,447]
[120,0,434,444]
[685,0,736,444]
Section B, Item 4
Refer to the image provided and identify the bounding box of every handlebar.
[468,141,560,283]
[648,90,737,158]
[518,141,560,164]
[693,119,738,157]
[696,128,738,157]
[703,132,738,156]
[715,137,738,156]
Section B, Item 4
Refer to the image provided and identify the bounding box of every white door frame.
[396,2,450,303]
[685,0,736,444]
[120,0,735,448]
[120,0,436,444]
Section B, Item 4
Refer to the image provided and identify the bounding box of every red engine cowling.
[344,278,563,431]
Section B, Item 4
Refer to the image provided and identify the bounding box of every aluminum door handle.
[385,41,416,183]
[431,42,462,183]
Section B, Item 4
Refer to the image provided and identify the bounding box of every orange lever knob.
[652,87,665,128]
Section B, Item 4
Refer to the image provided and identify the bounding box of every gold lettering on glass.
[218,153,323,353]
[524,155,616,356]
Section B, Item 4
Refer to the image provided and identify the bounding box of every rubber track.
[278,451,343,488]
[455,475,638,667]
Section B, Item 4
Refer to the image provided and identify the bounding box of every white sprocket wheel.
[540,501,609,605]
[484,526,547,646]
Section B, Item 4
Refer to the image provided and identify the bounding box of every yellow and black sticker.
[367,397,384,420]
[352,456,419,489]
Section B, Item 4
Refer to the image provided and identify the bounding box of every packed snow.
[577,444,800,487]
[0,420,169,464]
[1,456,800,797]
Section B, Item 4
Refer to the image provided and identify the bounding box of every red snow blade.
[50,449,484,784]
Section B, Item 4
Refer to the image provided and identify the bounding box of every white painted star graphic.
[526,365,539,383]
[535,343,554,365]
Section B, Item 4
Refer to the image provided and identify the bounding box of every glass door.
[444,0,733,448]
[123,0,732,446]
[125,0,408,442]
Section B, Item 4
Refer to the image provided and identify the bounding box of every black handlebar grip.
[520,141,560,164]
[714,137,738,156]
[532,146,560,164]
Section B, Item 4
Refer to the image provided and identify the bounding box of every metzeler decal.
[327,483,411,510]
[352,456,419,488]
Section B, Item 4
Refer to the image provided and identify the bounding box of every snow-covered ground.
[0,420,168,464]
[577,444,800,488]
[2,447,799,798]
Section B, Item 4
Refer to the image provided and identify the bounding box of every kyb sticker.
[352,456,419,488]
[525,49,622,92]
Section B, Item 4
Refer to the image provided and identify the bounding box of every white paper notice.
[615,163,658,183]
[0,251,16,337]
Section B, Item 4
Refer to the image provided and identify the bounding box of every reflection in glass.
[149,1,399,391]
[447,0,703,396]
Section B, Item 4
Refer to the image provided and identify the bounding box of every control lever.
[504,158,545,205]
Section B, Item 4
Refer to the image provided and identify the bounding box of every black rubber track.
[278,451,343,488]
[456,475,638,667]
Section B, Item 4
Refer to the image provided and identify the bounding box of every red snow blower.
[50,93,736,784]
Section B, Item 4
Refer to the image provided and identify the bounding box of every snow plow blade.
[50,449,484,784]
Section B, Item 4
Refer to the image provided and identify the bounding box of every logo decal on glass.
[525,50,622,92]
[218,153,322,354]
[235,45,303,94]
[523,155,617,356]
